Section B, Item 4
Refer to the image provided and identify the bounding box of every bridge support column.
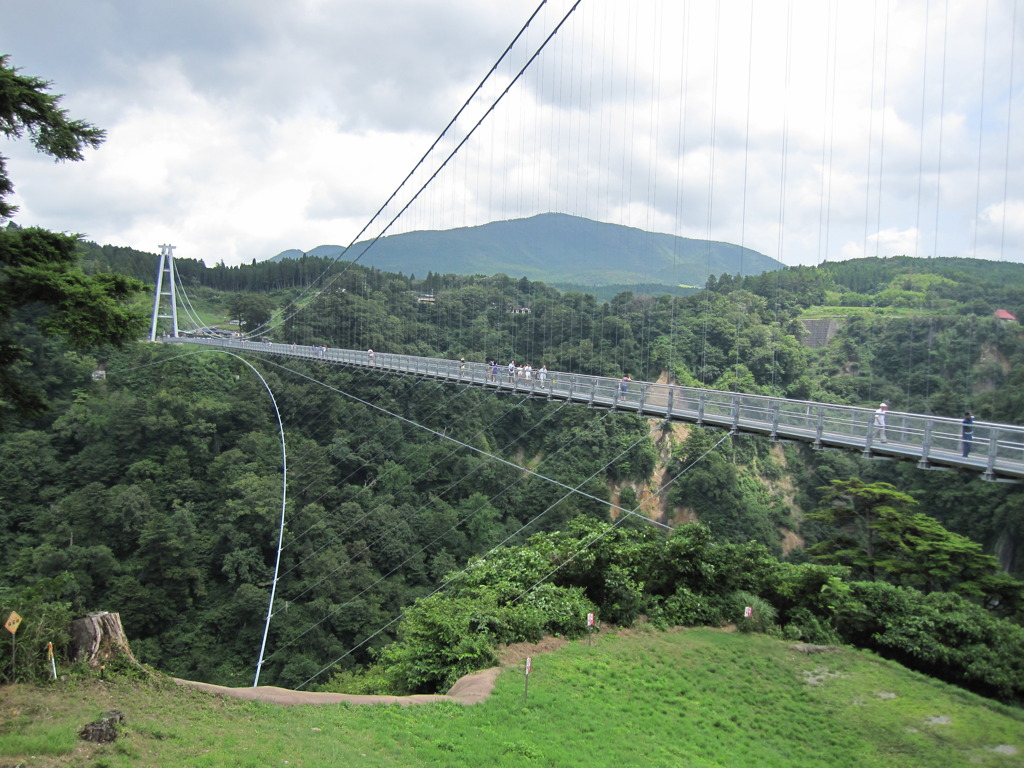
[149,244,179,340]
[917,421,935,470]
[984,428,1001,481]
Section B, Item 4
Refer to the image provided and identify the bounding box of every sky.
[3,0,1022,269]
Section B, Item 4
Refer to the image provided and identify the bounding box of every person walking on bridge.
[620,374,632,399]
[874,403,888,443]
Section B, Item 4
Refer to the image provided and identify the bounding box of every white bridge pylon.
[149,244,180,341]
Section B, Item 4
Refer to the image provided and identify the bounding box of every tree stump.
[69,612,139,669]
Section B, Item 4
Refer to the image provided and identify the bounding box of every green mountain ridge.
[270,212,781,287]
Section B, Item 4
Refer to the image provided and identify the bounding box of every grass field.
[2,628,1023,767]
[797,305,934,320]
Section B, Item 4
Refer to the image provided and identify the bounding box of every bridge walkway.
[167,338,1024,482]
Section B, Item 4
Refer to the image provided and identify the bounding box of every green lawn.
[2,628,1022,767]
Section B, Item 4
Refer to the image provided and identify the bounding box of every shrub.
[835,581,1024,705]
[0,576,75,684]
[647,587,722,628]
[728,591,778,634]
[780,607,842,645]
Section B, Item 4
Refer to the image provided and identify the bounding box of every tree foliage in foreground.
[0,54,106,220]
[0,227,147,421]
[0,55,145,422]
[334,517,1024,706]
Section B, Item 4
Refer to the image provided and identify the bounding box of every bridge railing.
[167,338,1024,480]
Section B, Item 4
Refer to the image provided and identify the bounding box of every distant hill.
[268,213,781,288]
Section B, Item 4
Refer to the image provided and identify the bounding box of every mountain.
[269,213,781,288]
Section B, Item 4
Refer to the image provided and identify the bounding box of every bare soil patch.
[173,667,502,707]
[497,636,571,665]
[174,634,588,707]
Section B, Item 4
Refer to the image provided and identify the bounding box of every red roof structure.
[994,309,1017,321]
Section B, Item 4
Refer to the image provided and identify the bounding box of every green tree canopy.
[0,54,106,220]
[0,57,145,422]
[809,478,1024,612]
[808,479,915,581]
[0,228,147,421]
[228,293,276,334]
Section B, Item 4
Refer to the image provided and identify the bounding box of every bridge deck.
[167,338,1024,482]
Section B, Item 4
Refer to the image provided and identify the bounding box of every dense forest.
[4,235,1024,705]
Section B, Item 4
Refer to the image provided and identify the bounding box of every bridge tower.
[149,244,180,340]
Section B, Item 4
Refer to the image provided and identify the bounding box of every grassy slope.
[3,629,1023,768]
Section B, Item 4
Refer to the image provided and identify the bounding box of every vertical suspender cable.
[862,0,881,259]
[998,0,1018,261]
[971,0,992,258]
[914,0,932,256]
[818,0,838,264]
[932,0,950,259]
[698,1,721,385]
[772,0,794,390]
[873,0,891,257]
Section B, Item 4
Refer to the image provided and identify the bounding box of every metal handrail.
[166,338,1024,481]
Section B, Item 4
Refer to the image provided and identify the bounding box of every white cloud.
[2,0,1021,268]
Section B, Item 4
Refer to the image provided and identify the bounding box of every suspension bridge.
[165,337,1024,482]
[138,0,1024,688]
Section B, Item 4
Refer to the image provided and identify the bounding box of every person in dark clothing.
[962,411,975,457]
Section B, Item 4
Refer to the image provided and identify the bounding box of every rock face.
[78,711,125,743]
[69,612,138,669]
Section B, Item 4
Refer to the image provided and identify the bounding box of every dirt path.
[173,667,500,707]
[172,637,571,707]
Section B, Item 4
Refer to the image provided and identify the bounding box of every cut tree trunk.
[68,612,139,669]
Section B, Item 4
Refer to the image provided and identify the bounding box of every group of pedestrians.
[492,360,548,384]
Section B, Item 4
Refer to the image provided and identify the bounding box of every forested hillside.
[267,213,782,289]
[4,243,1024,703]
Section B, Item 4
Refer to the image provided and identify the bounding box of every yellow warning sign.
[5,611,22,635]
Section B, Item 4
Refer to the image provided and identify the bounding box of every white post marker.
[47,641,56,679]
[587,612,595,645]
[524,656,532,704]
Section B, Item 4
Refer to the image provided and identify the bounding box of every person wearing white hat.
[873,403,888,443]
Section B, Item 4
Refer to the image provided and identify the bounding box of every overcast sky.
[3,0,1021,269]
